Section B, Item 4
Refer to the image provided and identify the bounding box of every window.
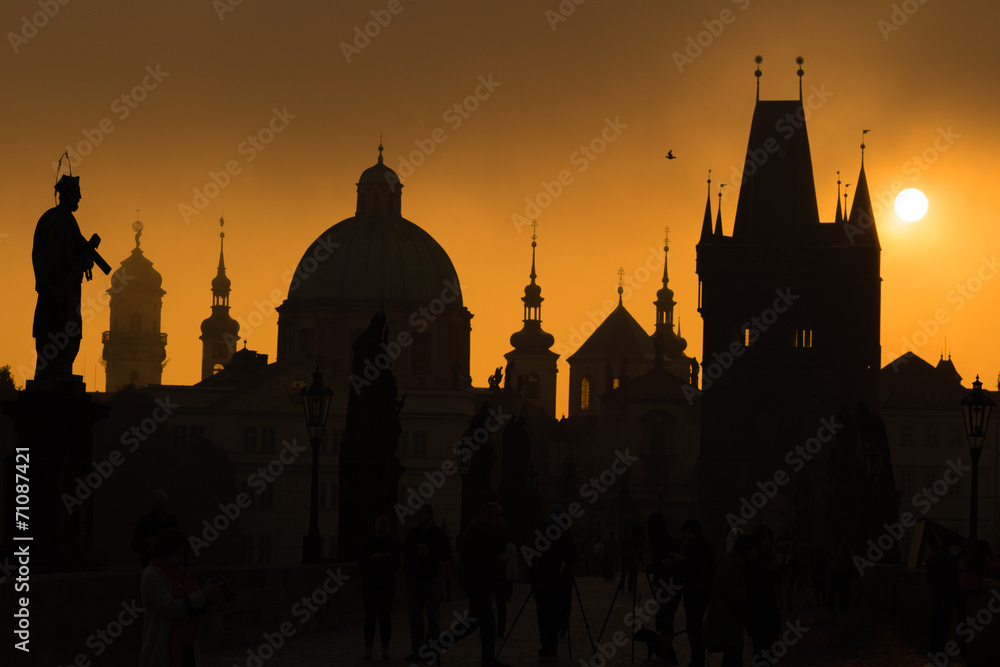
[743,327,757,347]
[412,431,428,457]
[212,363,224,374]
[580,378,591,412]
[243,426,257,451]
[899,423,914,447]
[949,423,963,447]
[261,426,276,452]
[922,468,937,489]
[898,467,914,496]
[257,484,275,508]
[171,426,188,448]
[794,329,813,348]
[399,431,410,457]
[612,378,620,390]
[925,424,939,447]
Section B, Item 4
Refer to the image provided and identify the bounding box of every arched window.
[580,377,591,412]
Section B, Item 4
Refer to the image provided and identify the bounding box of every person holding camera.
[139,528,225,667]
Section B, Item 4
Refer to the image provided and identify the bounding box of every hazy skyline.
[3,0,998,411]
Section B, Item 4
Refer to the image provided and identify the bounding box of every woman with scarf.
[140,529,224,667]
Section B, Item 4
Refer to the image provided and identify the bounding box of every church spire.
[835,171,843,224]
[847,154,880,247]
[508,222,555,356]
[714,185,726,236]
[521,220,543,322]
[200,216,240,380]
[698,170,713,244]
[654,227,676,333]
[211,216,232,306]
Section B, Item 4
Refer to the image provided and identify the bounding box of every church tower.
[695,59,881,537]
[651,227,693,383]
[102,219,167,391]
[200,217,240,380]
[503,225,558,417]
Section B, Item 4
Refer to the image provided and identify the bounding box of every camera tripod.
[495,566,595,661]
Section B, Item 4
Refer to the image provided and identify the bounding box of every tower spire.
[377,134,384,164]
[755,55,763,102]
[861,129,870,163]
[617,267,625,306]
[835,171,843,224]
[699,170,713,243]
[715,184,726,236]
[796,56,804,101]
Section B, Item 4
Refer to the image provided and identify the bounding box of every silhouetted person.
[131,489,180,568]
[646,512,683,664]
[956,539,1000,654]
[404,504,451,662]
[620,524,639,594]
[530,504,578,663]
[678,519,713,667]
[926,535,961,655]
[810,540,828,608]
[32,174,94,381]
[747,524,785,658]
[826,535,852,611]
[359,515,401,660]
[456,502,509,667]
[704,534,759,667]
[139,528,224,667]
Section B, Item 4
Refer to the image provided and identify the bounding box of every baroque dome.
[285,154,462,306]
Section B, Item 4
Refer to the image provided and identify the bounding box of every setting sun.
[894,188,929,222]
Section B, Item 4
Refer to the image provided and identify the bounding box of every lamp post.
[961,375,994,544]
[301,368,333,563]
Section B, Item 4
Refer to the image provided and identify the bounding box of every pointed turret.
[698,173,714,244]
[714,188,725,237]
[505,222,558,416]
[200,217,240,380]
[834,172,843,224]
[652,229,688,360]
[845,157,880,248]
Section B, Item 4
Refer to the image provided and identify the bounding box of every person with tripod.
[645,513,683,665]
[530,504,579,663]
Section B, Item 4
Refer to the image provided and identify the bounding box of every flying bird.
[665,150,676,160]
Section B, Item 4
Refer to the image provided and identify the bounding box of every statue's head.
[55,175,82,210]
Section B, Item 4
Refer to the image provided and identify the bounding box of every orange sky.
[3,0,999,415]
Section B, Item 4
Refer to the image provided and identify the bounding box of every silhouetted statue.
[689,357,700,387]
[339,311,406,560]
[466,405,496,493]
[488,367,503,391]
[32,175,108,382]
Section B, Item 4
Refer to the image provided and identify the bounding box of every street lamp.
[301,368,333,563]
[961,375,994,544]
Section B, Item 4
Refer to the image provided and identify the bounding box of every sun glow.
[894,188,929,222]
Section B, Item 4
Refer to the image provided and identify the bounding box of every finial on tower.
[844,183,851,215]
[617,267,625,304]
[754,55,763,101]
[219,215,225,239]
[378,133,384,164]
[663,225,670,250]
[861,129,870,162]
[796,56,804,100]
[132,219,143,249]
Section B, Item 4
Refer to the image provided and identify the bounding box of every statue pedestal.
[1,380,110,572]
